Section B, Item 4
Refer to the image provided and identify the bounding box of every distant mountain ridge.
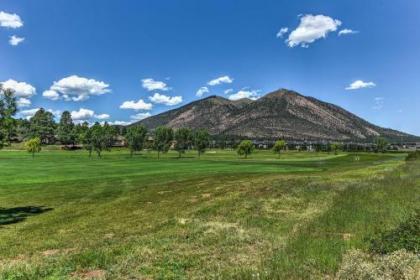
[133,89,419,142]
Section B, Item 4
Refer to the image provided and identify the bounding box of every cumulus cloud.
[18,108,61,120]
[71,108,95,121]
[287,14,341,48]
[338,29,358,36]
[207,76,233,86]
[131,112,151,121]
[346,80,376,90]
[42,90,60,100]
[141,78,170,91]
[276,27,289,38]
[94,113,110,120]
[196,86,209,97]
[70,108,109,121]
[19,108,39,119]
[1,79,36,97]
[108,120,133,126]
[149,93,182,106]
[16,97,31,108]
[9,35,24,46]
[120,99,153,110]
[44,75,110,102]
[228,89,260,101]
[0,11,23,28]
[224,89,234,95]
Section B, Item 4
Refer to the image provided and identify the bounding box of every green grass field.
[0,149,418,279]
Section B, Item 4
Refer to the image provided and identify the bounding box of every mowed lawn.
[0,149,418,279]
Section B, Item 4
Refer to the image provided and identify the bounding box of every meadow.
[0,149,418,279]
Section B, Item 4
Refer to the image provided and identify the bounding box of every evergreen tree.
[0,85,18,146]
[28,108,56,144]
[57,111,76,147]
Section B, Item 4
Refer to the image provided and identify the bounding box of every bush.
[406,151,420,161]
[336,249,419,280]
[369,212,420,255]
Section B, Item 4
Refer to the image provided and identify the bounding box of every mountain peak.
[134,89,418,142]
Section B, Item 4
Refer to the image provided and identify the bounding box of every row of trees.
[126,125,210,159]
[1,86,392,158]
[236,139,287,158]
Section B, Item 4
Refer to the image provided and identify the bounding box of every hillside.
[134,89,418,142]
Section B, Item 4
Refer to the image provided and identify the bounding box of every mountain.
[133,89,419,142]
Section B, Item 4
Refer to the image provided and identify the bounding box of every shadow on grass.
[0,206,52,226]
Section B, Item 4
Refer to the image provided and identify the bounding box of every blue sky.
[1,0,419,135]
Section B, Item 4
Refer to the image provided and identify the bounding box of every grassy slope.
[0,149,417,279]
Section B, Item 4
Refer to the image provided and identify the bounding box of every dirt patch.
[42,249,60,256]
[42,248,77,257]
[71,269,106,279]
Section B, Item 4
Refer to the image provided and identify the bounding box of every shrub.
[406,151,420,161]
[336,249,419,280]
[369,212,420,255]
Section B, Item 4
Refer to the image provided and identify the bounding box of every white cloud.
[9,35,24,46]
[120,99,153,110]
[149,93,183,106]
[71,108,95,121]
[48,109,62,119]
[228,89,260,101]
[42,90,60,100]
[224,89,233,95]
[338,29,358,36]
[287,14,341,48]
[346,80,376,90]
[276,27,289,38]
[16,97,31,108]
[94,113,110,120]
[131,112,151,121]
[19,108,39,119]
[1,79,36,98]
[17,108,60,120]
[0,11,23,28]
[45,75,110,101]
[141,78,170,91]
[108,120,133,126]
[196,86,209,97]
[207,76,233,86]
[373,97,384,110]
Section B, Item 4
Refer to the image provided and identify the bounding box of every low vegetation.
[0,149,418,279]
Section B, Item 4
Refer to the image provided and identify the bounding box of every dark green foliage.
[57,111,76,146]
[375,137,388,153]
[0,85,18,146]
[28,108,56,144]
[125,125,147,156]
[174,128,192,157]
[154,126,173,159]
[369,212,420,254]
[330,143,341,155]
[193,129,209,158]
[237,140,254,158]
[405,151,420,161]
[88,122,115,157]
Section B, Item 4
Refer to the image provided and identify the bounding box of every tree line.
[1,86,390,158]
